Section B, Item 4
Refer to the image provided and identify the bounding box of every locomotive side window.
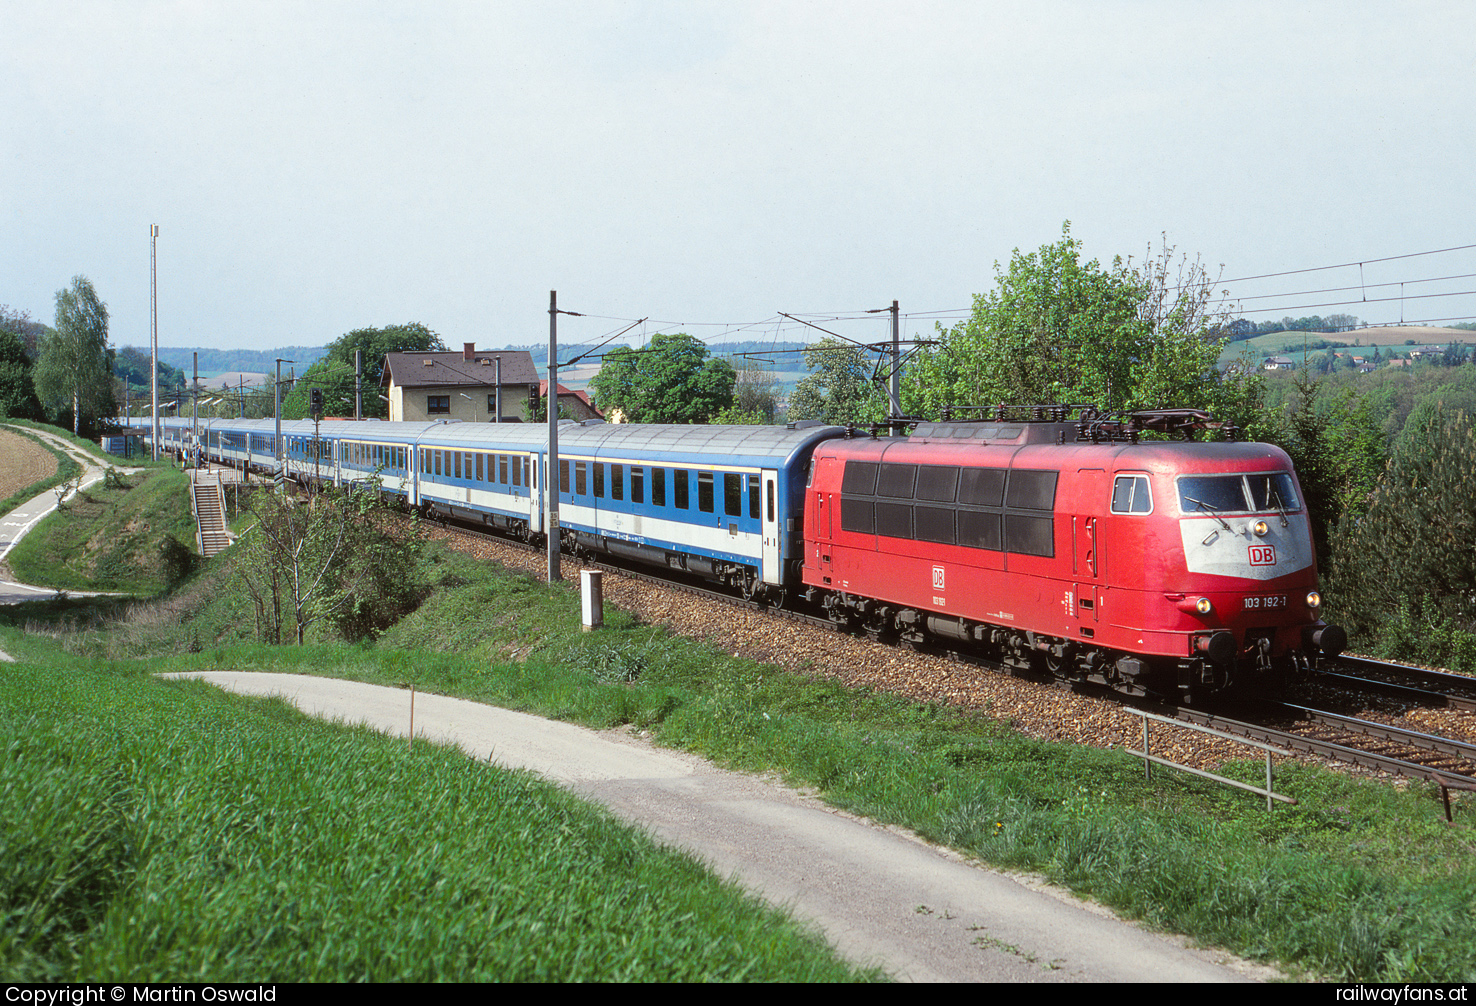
[1006,470,1058,510]
[874,500,911,538]
[876,463,917,498]
[914,505,955,544]
[841,461,877,495]
[1004,515,1054,556]
[1111,475,1153,514]
[841,461,878,534]
[957,511,1002,550]
[915,465,959,502]
[841,496,874,534]
[958,468,1005,507]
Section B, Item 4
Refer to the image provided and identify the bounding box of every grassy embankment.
[6,475,1476,982]
[0,660,874,982]
[6,466,199,594]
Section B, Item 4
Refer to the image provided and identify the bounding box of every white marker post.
[580,569,604,632]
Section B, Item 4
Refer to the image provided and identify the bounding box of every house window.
[428,395,450,415]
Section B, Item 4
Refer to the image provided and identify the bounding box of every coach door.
[761,470,782,584]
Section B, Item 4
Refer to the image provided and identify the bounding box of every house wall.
[389,382,535,423]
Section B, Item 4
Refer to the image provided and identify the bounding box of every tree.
[588,333,735,424]
[1331,405,1476,666]
[241,479,426,645]
[283,322,445,420]
[713,364,783,424]
[0,327,43,420]
[36,276,114,435]
[787,339,886,426]
[903,224,1261,433]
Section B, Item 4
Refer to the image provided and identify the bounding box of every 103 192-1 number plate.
[1242,595,1287,610]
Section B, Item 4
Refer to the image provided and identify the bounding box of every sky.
[4,1,1474,359]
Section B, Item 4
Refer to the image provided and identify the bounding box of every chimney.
[463,342,475,361]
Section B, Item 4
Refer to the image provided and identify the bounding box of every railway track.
[1318,654,1476,713]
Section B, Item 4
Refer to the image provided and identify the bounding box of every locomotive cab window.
[1178,473,1301,515]
[1111,475,1153,514]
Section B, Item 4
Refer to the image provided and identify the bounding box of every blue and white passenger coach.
[137,417,845,603]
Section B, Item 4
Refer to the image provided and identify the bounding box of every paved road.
[170,671,1277,983]
[0,425,140,604]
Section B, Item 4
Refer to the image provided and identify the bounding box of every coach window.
[1111,475,1153,514]
[631,467,644,504]
[575,461,587,496]
[698,472,715,513]
[593,462,605,498]
[512,456,522,487]
[523,457,530,487]
[476,453,484,481]
[612,464,623,500]
[724,473,742,516]
[675,469,689,509]
[748,474,760,519]
[652,467,666,506]
[560,460,570,493]
[434,451,442,477]
[496,455,505,484]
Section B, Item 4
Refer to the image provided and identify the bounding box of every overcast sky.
[4,1,1474,358]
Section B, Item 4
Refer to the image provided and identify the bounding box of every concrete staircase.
[191,471,231,558]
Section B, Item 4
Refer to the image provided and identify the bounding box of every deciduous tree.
[1331,405,1476,666]
[902,224,1262,433]
[284,322,446,420]
[589,333,735,424]
[241,480,426,645]
[36,276,114,435]
[787,339,885,426]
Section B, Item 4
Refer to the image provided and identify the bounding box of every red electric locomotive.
[800,409,1344,702]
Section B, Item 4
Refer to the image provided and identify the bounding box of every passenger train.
[135,408,1345,702]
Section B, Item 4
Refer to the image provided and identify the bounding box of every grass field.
[0,659,876,982]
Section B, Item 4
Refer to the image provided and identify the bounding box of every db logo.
[932,565,946,589]
[1248,544,1277,566]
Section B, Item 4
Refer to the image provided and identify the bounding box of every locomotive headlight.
[1252,520,1269,537]
[1195,597,1213,615]
[1306,591,1322,609]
